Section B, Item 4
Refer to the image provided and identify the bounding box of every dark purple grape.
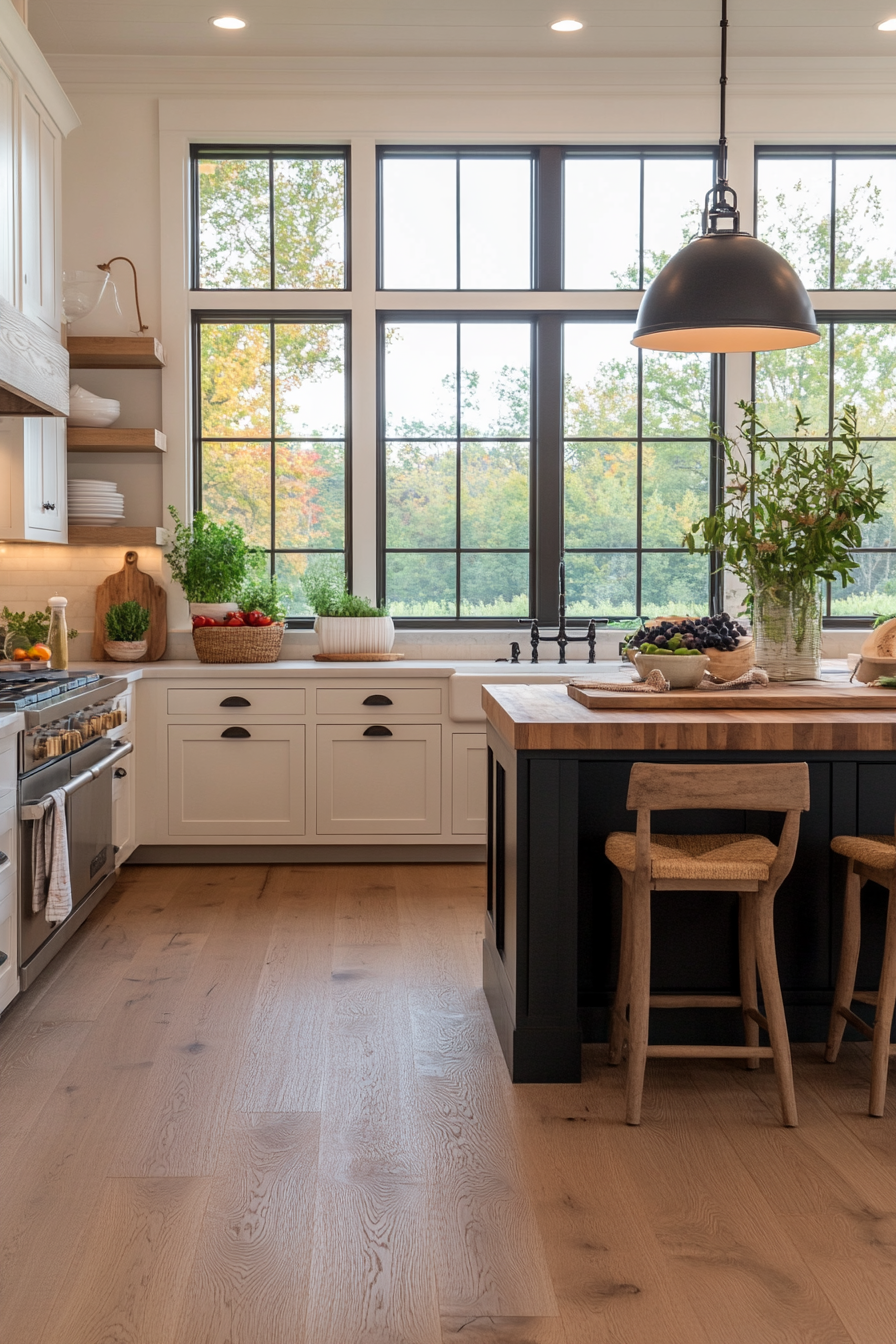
[654,635,666,646]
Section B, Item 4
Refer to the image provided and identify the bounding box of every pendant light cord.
[719,0,728,184]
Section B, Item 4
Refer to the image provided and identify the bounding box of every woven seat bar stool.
[826,832,896,1117]
[605,761,810,1127]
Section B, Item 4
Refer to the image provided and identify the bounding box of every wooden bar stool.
[605,761,810,1127]
[826,833,896,1117]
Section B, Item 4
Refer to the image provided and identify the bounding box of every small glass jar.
[47,596,68,671]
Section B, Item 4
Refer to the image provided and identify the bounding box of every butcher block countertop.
[483,680,896,752]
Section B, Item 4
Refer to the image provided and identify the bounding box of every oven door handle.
[20,740,134,821]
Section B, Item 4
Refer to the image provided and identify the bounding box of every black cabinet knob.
[221,726,251,738]
[220,696,251,707]
[362,694,393,706]
[363,725,392,737]
[114,768,127,779]
[43,501,56,510]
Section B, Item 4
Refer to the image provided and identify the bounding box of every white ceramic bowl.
[67,385,121,428]
[634,652,710,688]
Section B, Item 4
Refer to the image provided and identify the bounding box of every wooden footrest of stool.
[647,1045,775,1059]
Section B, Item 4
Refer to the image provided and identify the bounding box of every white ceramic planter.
[104,640,147,662]
[315,615,395,656]
[189,602,240,623]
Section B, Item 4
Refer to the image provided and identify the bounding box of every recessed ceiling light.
[211,15,246,29]
[878,17,896,29]
[551,19,584,31]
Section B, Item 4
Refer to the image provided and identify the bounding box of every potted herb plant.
[104,600,150,661]
[300,557,394,656]
[165,505,255,622]
[686,402,886,680]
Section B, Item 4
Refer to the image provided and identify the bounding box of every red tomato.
[224,616,245,627]
[255,615,273,626]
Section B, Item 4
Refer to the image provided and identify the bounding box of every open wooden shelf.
[67,525,168,546]
[67,336,166,369]
[66,427,166,452]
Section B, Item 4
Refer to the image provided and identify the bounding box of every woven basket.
[192,623,285,664]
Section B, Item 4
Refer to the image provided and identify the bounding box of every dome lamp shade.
[632,2,819,356]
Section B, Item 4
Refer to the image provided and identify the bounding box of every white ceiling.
[27,0,896,61]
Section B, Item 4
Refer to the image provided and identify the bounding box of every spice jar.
[47,597,69,671]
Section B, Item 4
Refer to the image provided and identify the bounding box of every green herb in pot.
[165,505,256,603]
[299,556,384,617]
[105,601,150,643]
[239,570,288,623]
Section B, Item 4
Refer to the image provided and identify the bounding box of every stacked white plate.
[68,479,125,526]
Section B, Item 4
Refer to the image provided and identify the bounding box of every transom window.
[192,145,348,290]
[756,149,896,290]
[378,149,533,290]
[563,150,715,290]
[194,315,348,615]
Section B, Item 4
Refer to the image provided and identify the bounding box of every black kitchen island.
[482,678,896,1083]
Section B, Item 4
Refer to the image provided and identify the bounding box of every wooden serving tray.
[312,653,404,662]
[567,679,896,711]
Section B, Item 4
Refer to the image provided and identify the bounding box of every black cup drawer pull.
[362,694,393,706]
[220,696,251,708]
[363,725,393,737]
[221,726,251,739]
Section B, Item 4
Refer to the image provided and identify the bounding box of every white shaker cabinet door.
[0,54,15,307]
[19,83,60,336]
[451,733,488,834]
[316,723,441,834]
[168,723,306,836]
[23,417,65,537]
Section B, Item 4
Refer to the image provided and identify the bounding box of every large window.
[564,322,713,615]
[756,149,896,290]
[192,146,348,290]
[754,318,896,617]
[381,320,532,616]
[194,316,348,615]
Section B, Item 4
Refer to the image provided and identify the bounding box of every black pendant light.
[631,0,819,354]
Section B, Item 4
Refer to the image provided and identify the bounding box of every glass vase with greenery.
[686,401,886,680]
[165,506,255,605]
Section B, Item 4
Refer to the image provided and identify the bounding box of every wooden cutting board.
[567,679,896,711]
[92,550,167,661]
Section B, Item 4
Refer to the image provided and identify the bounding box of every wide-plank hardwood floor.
[0,862,894,1344]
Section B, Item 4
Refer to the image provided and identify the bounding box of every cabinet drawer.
[168,724,305,835]
[316,687,441,716]
[316,724,441,834]
[0,800,15,873]
[167,687,305,716]
[0,739,16,795]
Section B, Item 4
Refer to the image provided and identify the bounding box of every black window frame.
[192,309,352,629]
[377,309,725,627]
[754,145,896,293]
[190,143,351,292]
[753,308,896,629]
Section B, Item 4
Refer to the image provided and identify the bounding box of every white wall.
[3,54,895,653]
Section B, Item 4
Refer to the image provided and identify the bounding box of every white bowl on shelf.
[67,385,121,428]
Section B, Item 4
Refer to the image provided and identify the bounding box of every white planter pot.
[189,602,240,623]
[315,616,395,656]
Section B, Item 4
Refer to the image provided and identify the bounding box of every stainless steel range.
[7,671,133,989]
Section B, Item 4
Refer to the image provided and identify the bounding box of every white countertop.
[70,658,598,680]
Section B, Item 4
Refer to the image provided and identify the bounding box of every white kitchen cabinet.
[19,79,61,337]
[316,723,441,835]
[451,733,488,834]
[0,50,14,306]
[168,723,306,836]
[0,886,16,1013]
[0,415,66,541]
[0,719,17,1013]
[112,762,133,862]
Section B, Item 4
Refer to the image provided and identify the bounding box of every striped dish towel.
[31,788,72,924]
